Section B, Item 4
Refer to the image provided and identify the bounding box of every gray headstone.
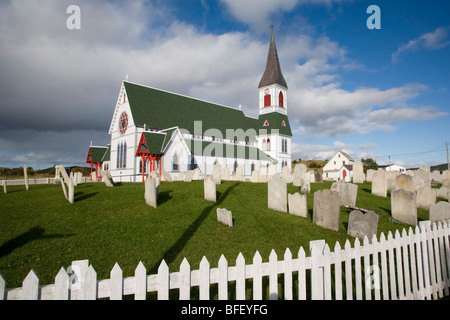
[145,176,158,208]
[372,170,387,197]
[416,186,436,210]
[313,189,341,231]
[300,176,311,194]
[68,177,74,204]
[192,168,201,180]
[314,170,323,183]
[338,182,358,207]
[437,186,448,200]
[23,165,29,191]
[366,169,376,182]
[442,170,450,189]
[391,189,417,226]
[293,163,307,187]
[347,210,379,241]
[429,201,450,224]
[415,166,431,188]
[251,170,259,183]
[204,175,216,202]
[268,174,287,213]
[184,170,194,182]
[395,174,414,192]
[352,162,365,183]
[217,208,233,227]
[288,193,307,217]
[161,170,173,182]
[235,166,244,181]
[221,167,230,180]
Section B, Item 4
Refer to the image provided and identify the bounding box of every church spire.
[258,30,287,89]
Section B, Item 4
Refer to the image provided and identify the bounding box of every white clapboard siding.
[1,220,449,300]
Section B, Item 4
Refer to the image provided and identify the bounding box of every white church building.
[87,31,293,182]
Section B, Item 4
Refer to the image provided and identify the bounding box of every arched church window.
[172,153,179,172]
[262,139,267,151]
[139,159,143,174]
[279,92,284,108]
[234,160,238,172]
[123,141,127,168]
[267,138,271,151]
[264,94,271,107]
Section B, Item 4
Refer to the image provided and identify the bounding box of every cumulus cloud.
[392,26,450,63]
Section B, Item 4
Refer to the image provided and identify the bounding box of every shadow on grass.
[150,183,240,273]
[75,192,99,202]
[0,226,76,259]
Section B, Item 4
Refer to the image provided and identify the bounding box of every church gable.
[109,82,134,135]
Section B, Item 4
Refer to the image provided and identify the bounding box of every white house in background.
[379,164,406,173]
[322,151,355,181]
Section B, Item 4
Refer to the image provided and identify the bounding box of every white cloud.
[392,26,450,63]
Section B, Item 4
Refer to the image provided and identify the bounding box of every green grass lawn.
[0,180,431,289]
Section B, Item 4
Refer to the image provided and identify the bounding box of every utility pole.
[446,141,449,170]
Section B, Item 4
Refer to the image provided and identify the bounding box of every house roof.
[123,81,292,138]
[258,31,288,89]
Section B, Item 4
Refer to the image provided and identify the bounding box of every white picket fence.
[1,220,449,300]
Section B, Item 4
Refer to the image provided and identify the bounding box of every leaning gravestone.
[347,210,379,241]
[161,170,173,182]
[145,176,158,208]
[429,201,450,224]
[352,161,365,183]
[338,182,358,207]
[372,170,387,197]
[395,174,414,192]
[217,208,233,227]
[313,189,341,231]
[68,177,75,204]
[204,175,216,202]
[288,193,307,217]
[101,170,114,187]
[416,186,436,210]
[391,189,417,226]
[268,174,287,213]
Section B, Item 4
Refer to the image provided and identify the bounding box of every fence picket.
[333,242,343,300]
[1,220,449,301]
[283,248,292,300]
[269,250,278,300]
[110,263,123,300]
[54,267,69,300]
[157,260,169,300]
[218,255,228,300]
[199,257,210,300]
[135,262,147,300]
[179,258,190,300]
[22,270,39,300]
[235,253,245,300]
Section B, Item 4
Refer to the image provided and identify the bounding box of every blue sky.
[0,0,449,169]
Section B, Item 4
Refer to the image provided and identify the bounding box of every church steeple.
[258,30,288,115]
[258,30,287,89]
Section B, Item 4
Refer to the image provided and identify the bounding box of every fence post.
[0,274,5,300]
[54,267,70,300]
[22,270,39,300]
[135,262,147,300]
[310,240,326,300]
[218,255,228,300]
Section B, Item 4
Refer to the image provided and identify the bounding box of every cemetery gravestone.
[216,208,233,227]
[23,165,29,191]
[442,170,450,189]
[145,176,158,208]
[395,174,414,192]
[235,166,244,181]
[338,182,358,207]
[184,170,194,182]
[221,167,230,181]
[416,186,436,210]
[313,189,341,231]
[352,161,365,183]
[288,193,307,217]
[204,175,216,202]
[293,163,307,187]
[347,210,379,241]
[314,170,323,183]
[68,177,75,204]
[213,164,222,184]
[268,174,287,213]
[251,170,259,183]
[372,170,387,197]
[437,186,448,200]
[391,189,417,226]
[101,170,114,187]
[429,201,450,224]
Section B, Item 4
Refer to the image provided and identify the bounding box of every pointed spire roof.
[258,30,287,89]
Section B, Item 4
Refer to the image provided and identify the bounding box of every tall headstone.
[395,174,414,192]
[415,166,431,188]
[288,193,307,217]
[391,189,417,226]
[300,176,311,194]
[3,180,7,194]
[352,161,365,183]
[216,208,233,227]
[416,186,436,210]
[347,210,379,241]
[251,170,259,183]
[23,165,29,191]
[204,175,216,202]
[68,177,74,204]
[429,201,450,224]
[442,170,450,189]
[161,170,173,182]
[145,176,158,208]
[268,174,287,213]
[293,163,307,187]
[235,166,244,181]
[372,170,387,197]
[212,164,222,184]
[313,189,341,231]
[366,169,375,182]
